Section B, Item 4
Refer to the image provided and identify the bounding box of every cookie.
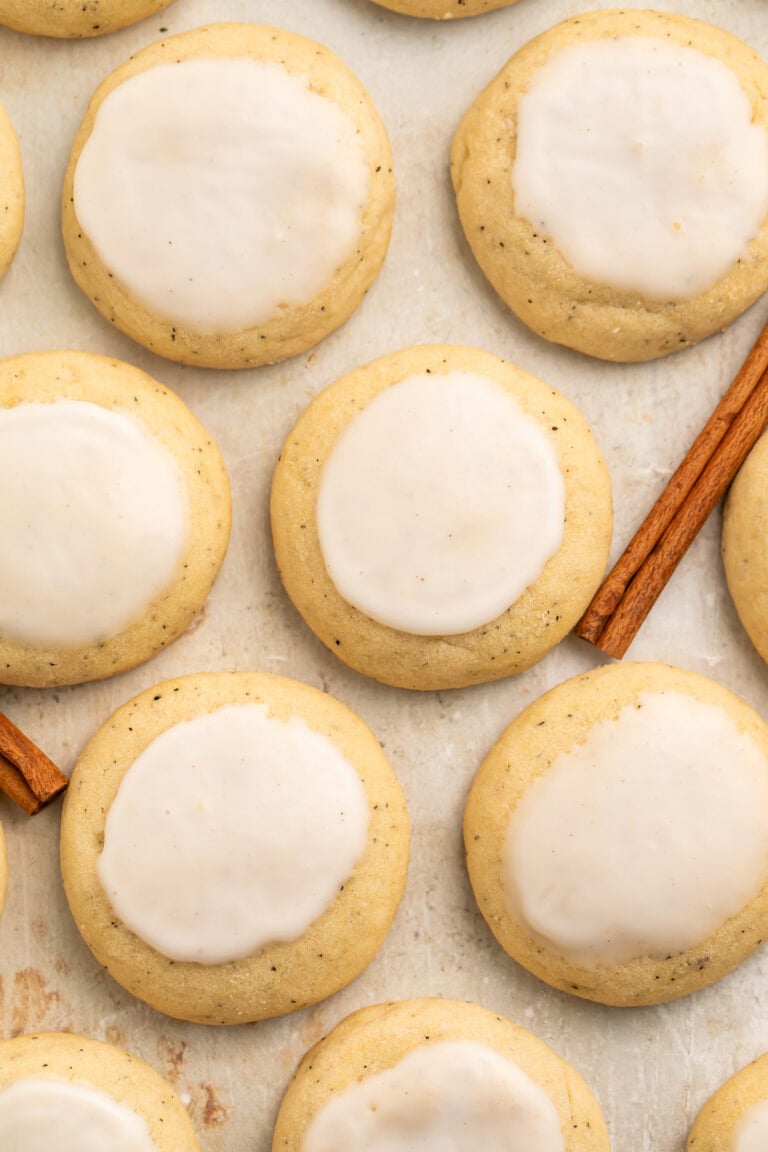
[451,10,768,362]
[271,344,612,691]
[0,350,231,688]
[62,24,395,369]
[273,998,609,1151]
[60,671,410,1025]
[465,662,768,1006]
[688,1053,768,1152]
[369,0,517,18]
[723,432,768,664]
[0,1032,198,1150]
[0,101,23,277]
[0,0,173,37]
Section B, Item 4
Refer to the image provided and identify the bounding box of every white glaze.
[733,1098,768,1152]
[74,58,370,333]
[316,371,565,636]
[0,1077,157,1152]
[97,702,370,964]
[302,1040,565,1152]
[513,38,768,300]
[0,400,188,649]
[505,692,768,966]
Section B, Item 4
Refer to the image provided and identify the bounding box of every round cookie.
[465,662,768,1007]
[451,10,768,362]
[0,101,23,277]
[688,1053,768,1152]
[271,344,612,691]
[273,998,609,1152]
[723,432,768,664]
[0,350,231,688]
[62,24,395,369]
[0,1032,198,1150]
[369,0,518,18]
[60,671,410,1025]
[0,0,173,37]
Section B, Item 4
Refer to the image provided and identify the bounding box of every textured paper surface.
[1,1,767,1149]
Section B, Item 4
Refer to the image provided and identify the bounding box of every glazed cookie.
[688,1053,768,1152]
[62,24,394,369]
[0,0,173,37]
[273,998,609,1151]
[451,10,768,362]
[271,344,612,691]
[61,672,410,1025]
[0,351,231,688]
[0,101,23,277]
[465,662,768,1006]
[0,1032,198,1150]
[723,432,768,664]
[369,0,517,18]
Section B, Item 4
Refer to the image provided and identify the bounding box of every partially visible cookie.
[63,24,394,369]
[465,662,768,1006]
[0,1032,198,1150]
[0,101,23,277]
[723,432,768,664]
[0,350,231,688]
[273,998,609,1152]
[272,343,611,690]
[61,672,410,1025]
[451,10,768,362]
[0,0,174,37]
[688,1053,768,1152]
[369,0,517,18]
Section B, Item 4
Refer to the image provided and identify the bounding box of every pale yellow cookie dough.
[271,343,612,691]
[688,1052,768,1152]
[723,432,768,665]
[0,101,23,277]
[272,998,609,1151]
[0,0,174,37]
[62,24,395,370]
[451,10,768,362]
[0,1032,199,1150]
[61,671,410,1025]
[465,662,768,1007]
[0,351,231,688]
[369,0,518,18]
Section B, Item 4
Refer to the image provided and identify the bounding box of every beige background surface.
[0,1,767,1149]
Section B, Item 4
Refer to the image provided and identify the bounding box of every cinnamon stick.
[577,319,768,645]
[0,712,68,814]
[576,318,768,657]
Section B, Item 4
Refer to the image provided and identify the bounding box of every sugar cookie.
[0,0,173,37]
[0,102,23,277]
[0,1032,198,1150]
[0,351,231,688]
[451,10,768,362]
[465,662,768,1006]
[688,1053,768,1152]
[369,0,517,18]
[723,432,768,665]
[63,24,394,369]
[61,672,410,1024]
[273,998,608,1152]
[272,344,611,690]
